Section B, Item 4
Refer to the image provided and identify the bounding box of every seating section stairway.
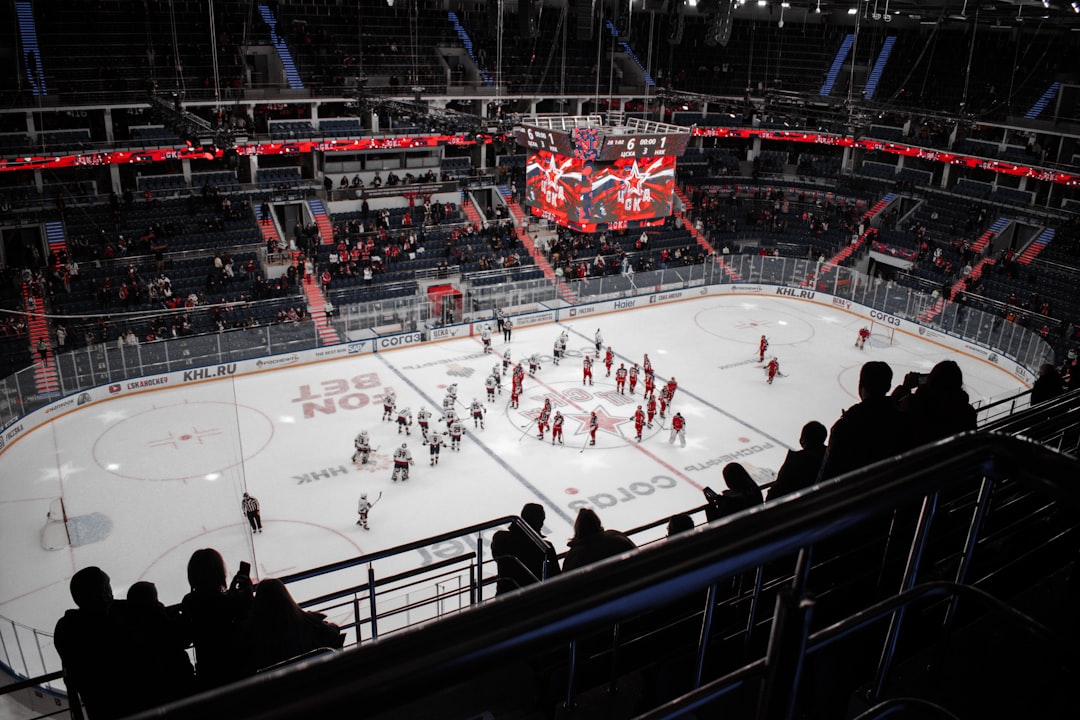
[493,187,576,303]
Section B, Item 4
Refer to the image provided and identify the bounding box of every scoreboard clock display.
[596,133,690,161]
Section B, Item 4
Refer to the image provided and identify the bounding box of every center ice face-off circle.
[693,303,815,345]
[93,401,275,481]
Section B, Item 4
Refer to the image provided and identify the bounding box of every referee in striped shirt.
[242,493,263,533]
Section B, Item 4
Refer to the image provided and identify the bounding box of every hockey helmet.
[401,442,408,448]
[637,405,642,410]
[361,493,367,499]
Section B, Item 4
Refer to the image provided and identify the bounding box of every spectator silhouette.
[53,566,135,719]
[491,503,561,595]
[562,508,636,572]
[1030,363,1064,406]
[767,421,828,501]
[820,361,909,481]
[181,548,254,690]
[891,360,977,447]
[124,581,195,708]
[239,578,344,673]
[666,513,695,536]
[704,462,765,522]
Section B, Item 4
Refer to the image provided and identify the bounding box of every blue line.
[560,323,794,451]
[375,353,575,525]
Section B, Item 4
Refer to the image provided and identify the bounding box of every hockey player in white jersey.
[417,406,432,440]
[381,389,396,421]
[528,352,541,376]
[470,398,486,429]
[449,417,465,450]
[428,432,445,466]
[491,365,502,394]
[442,393,456,415]
[396,406,413,435]
[392,443,414,481]
[351,430,372,464]
[594,328,603,357]
[481,324,493,353]
[485,373,498,402]
[356,492,379,530]
[446,383,459,401]
[502,348,512,375]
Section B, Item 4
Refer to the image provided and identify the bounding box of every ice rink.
[0,293,1028,647]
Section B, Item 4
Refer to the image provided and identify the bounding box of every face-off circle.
[93,401,274,481]
[693,303,815,345]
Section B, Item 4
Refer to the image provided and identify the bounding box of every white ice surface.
[0,295,1027,644]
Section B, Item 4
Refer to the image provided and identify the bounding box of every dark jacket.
[767,445,827,501]
[562,530,636,572]
[55,603,136,720]
[240,611,343,673]
[181,588,252,689]
[491,523,561,594]
[821,396,909,481]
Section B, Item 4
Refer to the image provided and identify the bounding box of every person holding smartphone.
[181,549,254,690]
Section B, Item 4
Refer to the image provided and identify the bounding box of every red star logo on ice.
[621,161,647,197]
[564,407,630,438]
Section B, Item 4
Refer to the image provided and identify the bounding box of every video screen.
[524,150,675,230]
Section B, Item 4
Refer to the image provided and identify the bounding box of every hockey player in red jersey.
[551,411,564,445]
[588,410,599,446]
[536,399,552,440]
[628,363,640,395]
[604,347,615,376]
[766,357,781,384]
[646,395,657,428]
[643,353,653,378]
[643,371,655,398]
[856,326,870,350]
[658,385,670,418]
[669,412,686,447]
[615,363,628,394]
[633,405,646,442]
[582,354,594,386]
[759,335,769,363]
[665,377,678,403]
[510,382,522,409]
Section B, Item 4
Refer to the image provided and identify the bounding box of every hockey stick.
[579,432,592,453]
[518,417,538,441]
[370,491,383,507]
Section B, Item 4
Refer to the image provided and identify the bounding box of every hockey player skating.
[582,354,594,386]
[588,411,599,446]
[449,417,465,450]
[644,371,656,399]
[428,432,445,465]
[528,353,541,376]
[396,406,413,435]
[356,491,381,530]
[615,363,628,394]
[604,346,615,376]
[481,324,493,353]
[766,357,781,384]
[594,329,603,357]
[392,443,414,481]
[646,395,657,428]
[381,389,396,421]
[470,398,486,429]
[442,408,458,428]
[417,407,432,440]
[553,332,567,365]
[658,385,671,419]
[352,430,372,464]
[513,362,525,385]
[634,405,646,442]
[510,381,522,409]
[551,411,564,445]
[485,373,498,402]
[491,365,502,394]
[643,353,653,377]
[628,363,640,395]
[442,393,456,415]
[759,335,769,363]
[666,376,678,403]
[536,399,552,440]
[502,348,512,375]
[446,383,459,401]
[669,412,686,447]
[856,326,870,350]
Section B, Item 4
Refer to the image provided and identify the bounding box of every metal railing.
[115,431,1080,720]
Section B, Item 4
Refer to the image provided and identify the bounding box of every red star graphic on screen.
[621,161,647,196]
[564,407,630,438]
[541,154,561,190]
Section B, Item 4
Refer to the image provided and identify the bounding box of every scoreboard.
[595,133,690,161]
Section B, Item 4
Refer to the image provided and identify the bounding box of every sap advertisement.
[524,150,675,230]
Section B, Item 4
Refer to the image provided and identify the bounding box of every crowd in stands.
[55,548,344,720]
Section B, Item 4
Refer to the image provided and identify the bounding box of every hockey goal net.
[869,319,896,346]
[41,497,70,551]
